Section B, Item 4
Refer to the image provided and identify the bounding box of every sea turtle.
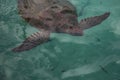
[12,0,110,52]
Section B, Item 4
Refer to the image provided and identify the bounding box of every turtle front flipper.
[79,12,110,30]
[12,31,50,52]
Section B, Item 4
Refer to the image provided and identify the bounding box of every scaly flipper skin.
[79,12,110,30]
[12,31,50,52]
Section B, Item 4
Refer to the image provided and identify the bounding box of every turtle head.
[56,26,83,36]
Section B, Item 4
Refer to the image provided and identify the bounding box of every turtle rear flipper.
[12,31,50,52]
[79,12,110,30]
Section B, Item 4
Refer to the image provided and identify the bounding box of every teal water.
[0,0,120,80]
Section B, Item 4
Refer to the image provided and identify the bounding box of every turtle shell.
[18,0,78,31]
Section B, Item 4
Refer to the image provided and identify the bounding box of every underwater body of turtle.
[12,0,110,52]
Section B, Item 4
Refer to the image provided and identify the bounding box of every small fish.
[99,65,109,74]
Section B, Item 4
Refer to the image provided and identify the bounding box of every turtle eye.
[69,26,73,29]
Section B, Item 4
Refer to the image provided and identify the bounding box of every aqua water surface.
[0,0,120,80]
